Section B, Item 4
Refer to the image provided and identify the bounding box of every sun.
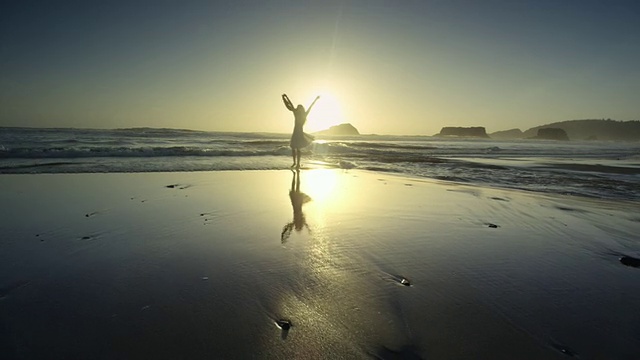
[305,91,345,132]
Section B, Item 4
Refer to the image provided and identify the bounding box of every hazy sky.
[1,0,639,135]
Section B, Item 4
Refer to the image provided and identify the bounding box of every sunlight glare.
[303,169,339,204]
[306,91,345,132]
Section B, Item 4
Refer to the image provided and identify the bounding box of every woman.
[282,93,320,169]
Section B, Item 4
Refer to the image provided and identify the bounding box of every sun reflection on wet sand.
[302,169,340,205]
[266,169,402,356]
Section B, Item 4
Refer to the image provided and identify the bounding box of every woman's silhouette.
[282,93,320,169]
[281,170,312,243]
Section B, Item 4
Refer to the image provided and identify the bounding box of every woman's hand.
[282,94,294,111]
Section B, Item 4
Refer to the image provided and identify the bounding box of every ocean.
[1,127,639,201]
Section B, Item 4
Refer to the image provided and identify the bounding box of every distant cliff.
[437,127,489,138]
[489,128,523,140]
[522,119,640,141]
[315,123,360,136]
[532,128,569,141]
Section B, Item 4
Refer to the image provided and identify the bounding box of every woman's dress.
[290,108,314,149]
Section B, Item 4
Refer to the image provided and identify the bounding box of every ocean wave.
[347,141,438,151]
[0,146,290,159]
[234,139,289,145]
[540,162,640,175]
[2,127,639,201]
[338,160,357,169]
[0,161,79,171]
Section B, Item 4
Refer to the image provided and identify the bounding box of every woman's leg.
[296,149,301,169]
[291,148,296,167]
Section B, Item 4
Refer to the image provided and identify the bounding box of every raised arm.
[282,94,295,111]
[305,96,320,115]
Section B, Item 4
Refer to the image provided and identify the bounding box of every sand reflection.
[267,170,387,356]
[281,170,312,243]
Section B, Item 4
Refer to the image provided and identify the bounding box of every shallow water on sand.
[1,170,639,359]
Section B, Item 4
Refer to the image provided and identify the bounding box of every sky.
[1,0,639,135]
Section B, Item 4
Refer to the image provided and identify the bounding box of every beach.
[1,169,639,359]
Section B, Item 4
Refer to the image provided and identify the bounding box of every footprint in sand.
[390,274,412,287]
[275,319,292,330]
[381,271,413,287]
[619,255,640,268]
[200,211,223,225]
[275,319,292,340]
[551,343,578,357]
[165,184,191,190]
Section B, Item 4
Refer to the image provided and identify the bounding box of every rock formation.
[315,123,360,136]
[522,119,640,141]
[437,127,489,138]
[489,128,524,140]
[532,128,569,141]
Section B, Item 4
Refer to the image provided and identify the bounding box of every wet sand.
[1,170,639,359]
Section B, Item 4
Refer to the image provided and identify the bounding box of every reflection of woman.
[281,170,312,243]
[282,93,320,169]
